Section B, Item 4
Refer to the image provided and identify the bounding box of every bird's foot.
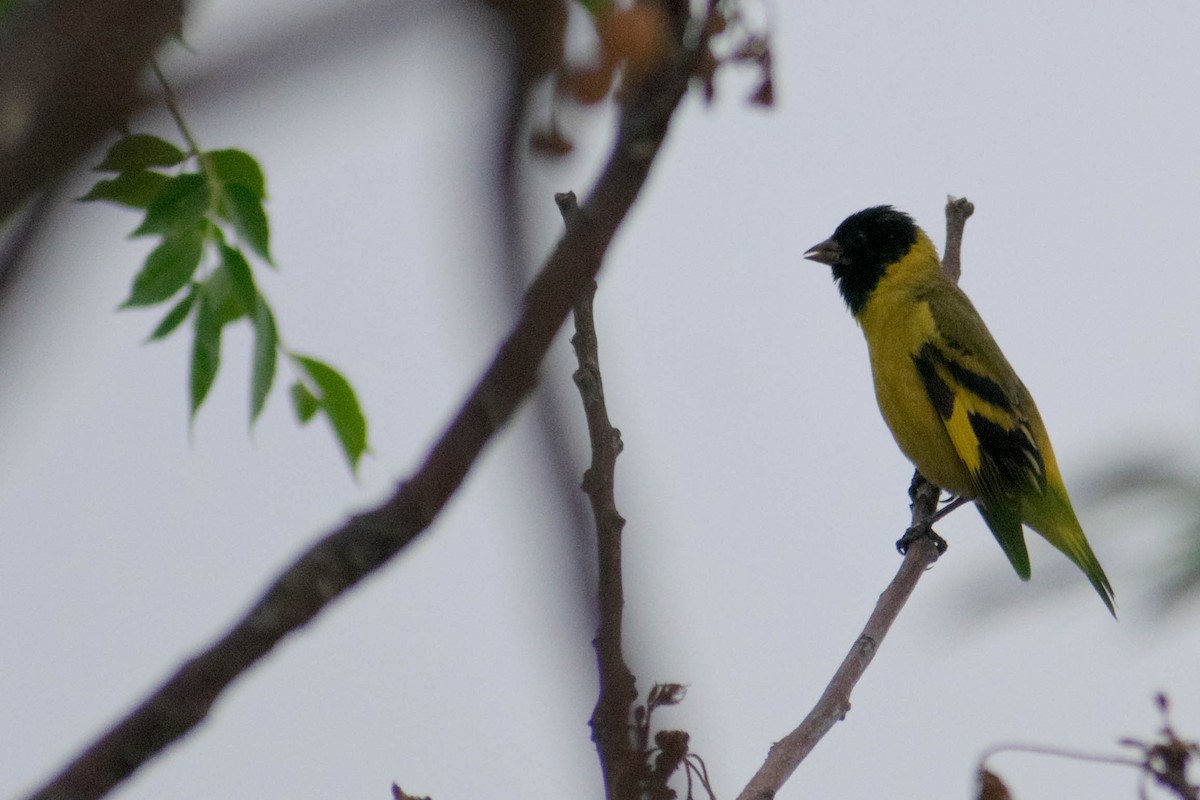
[896,523,948,556]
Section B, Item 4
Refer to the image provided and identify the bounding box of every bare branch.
[559,190,639,799]
[981,742,1145,771]
[22,43,698,800]
[941,195,975,283]
[736,494,942,800]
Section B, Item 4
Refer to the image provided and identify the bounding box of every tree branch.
[558,190,639,800]
[737,199,975,800]
[22,42,698,800]
[0,0,184,223]
[941,195,974,283]
[736,487,942,800]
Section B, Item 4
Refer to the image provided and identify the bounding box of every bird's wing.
[907,286,1113,610]
[911,289,1049,504]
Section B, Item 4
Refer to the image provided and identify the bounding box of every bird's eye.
[849,230,868,248]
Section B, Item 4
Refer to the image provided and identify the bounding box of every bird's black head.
[804,206,920,315]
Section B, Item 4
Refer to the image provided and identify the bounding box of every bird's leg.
[897,472,949,555]
[898,495,968,553]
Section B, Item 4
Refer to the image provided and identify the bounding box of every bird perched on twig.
[804,206,1115,616]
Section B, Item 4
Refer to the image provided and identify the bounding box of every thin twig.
[981,742,1145,770]
[979,733,1199,800]
[737,199,974,800]
[22,39,698,800]
[557,6,724,793]
[559,190,639,800]
[151,61,202,156]
[941,195,974,283]
[736,498,942,800]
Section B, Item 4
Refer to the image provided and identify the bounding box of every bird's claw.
[896,523,948,556]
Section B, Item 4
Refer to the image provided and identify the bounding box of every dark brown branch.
[737,199,975,800]
[22,46,697,800]
[558,190,639,800]
[0,0,184,223]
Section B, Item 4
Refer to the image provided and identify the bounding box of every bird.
[803,205,1115,616]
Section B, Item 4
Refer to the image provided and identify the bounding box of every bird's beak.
[803,238,841,266]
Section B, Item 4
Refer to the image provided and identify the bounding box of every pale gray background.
[3,1,1199,798]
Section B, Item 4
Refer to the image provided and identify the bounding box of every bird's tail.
[976,500,1031,581]
[1024,487,1116,617]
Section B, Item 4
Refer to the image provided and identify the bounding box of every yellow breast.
[855,235,977,497]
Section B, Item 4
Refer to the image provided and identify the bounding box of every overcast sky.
[3,2,1200,799]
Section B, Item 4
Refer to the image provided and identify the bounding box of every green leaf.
[207,149,266,199]
[250,300,277,423]
[222,183,271,263]
[219,244,258,314]
[289,381,320,424]
[79,170,169,208]
[190,283,224,419]
[121,230,204,308]
[293,355,368,472]
[96,134,187,172]
[133,173,210,237]
[200,263,249,326]
[146,288,197,341]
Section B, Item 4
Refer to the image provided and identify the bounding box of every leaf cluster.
[82,133,368,472]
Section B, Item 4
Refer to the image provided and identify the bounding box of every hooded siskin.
[805,206,1115,616]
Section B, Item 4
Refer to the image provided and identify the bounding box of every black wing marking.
[912,343,1045,499]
